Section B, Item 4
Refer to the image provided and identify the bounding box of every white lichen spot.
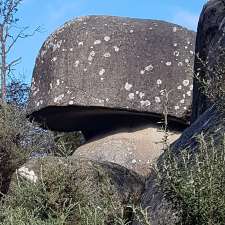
[88,51,95,61]
[177,85,182,90]
[145,64,154,71]
[74,60,80,68]
[190,50,194,55]
[157,79,162,85]
[173,43,178,47]
[131,159,137,164]
[160,90,165,96]
[128,93,135,100]
[189,84,193,91]
[183,106,187,110]
[84,68,87,72]
[78,41,84,46]
[18,167,38,183]
[180,99,185,104]
[54,94,64,103]
[178,62,183,67]
[140,70,145,75]
[69,101,74,105]
[52,57,57,62]
[130,29,134,33]
[33,89,39,96]
[140,100,151,107]
[187,91,192,96]
[136,91,139,95]
[124,82,132,91]
[41,50,47,57]
[175,105,180,110]
[185,58,190,63]
[94,40,101,45]
[99,68,106,76]
[183,80,189,86]
[174,51,180,57]
[183,94,186,98]
[53,40,62,52]
[155,96,161,103]
[103,52,111,58]
[104,36,110,42]
[165,61,172,66]
[56,79,60,86]
[70,48,73,51]
[113,46,120,52]
[100,77,104,81]
[106,98,109,102]
[139,92,145,99]
[173,27,177,32]
[185,46,188,49]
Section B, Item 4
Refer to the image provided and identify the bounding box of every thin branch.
[6,57,22,74]
[6,26,42,54]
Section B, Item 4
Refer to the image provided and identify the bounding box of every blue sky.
[11,0,206,83]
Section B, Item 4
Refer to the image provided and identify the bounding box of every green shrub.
[156,134,225,225]
[0,158,151,225]
[0,103,56,196]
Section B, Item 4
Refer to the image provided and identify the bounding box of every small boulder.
[73,125,180,176]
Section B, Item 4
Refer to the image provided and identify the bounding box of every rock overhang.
[27,15,196,138]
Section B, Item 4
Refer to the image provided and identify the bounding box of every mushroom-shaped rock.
[73,125,180,176]
[10,157,144,224]
[27,15,195,141]
[191,0,225,123]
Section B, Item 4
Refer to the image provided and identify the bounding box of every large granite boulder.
[27,15,195,140]
[73,125,180,176]
[10,157,144,224]
[191,0,225,123]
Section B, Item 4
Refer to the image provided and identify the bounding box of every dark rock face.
[191,0,225,123]
[27,16,195,140]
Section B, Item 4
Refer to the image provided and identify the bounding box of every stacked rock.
[27,15,195,176]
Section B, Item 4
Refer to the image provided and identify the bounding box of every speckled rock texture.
[27,16,195,139]
[191,0,225,123]
[73,125,180,176]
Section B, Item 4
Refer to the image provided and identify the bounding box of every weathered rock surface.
[73,125,180,176]
[27,15,195,140]
[11,157,144,223]
[191,0,225,123]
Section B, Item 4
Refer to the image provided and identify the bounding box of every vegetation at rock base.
[155,134,225,225]
[0,157,151,225]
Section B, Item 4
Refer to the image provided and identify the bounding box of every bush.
[156,134,225,225]
[0,103,56,196]
[0,157,151,225]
